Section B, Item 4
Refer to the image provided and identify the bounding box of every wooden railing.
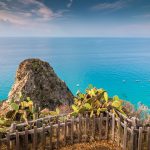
[0,111,149,150]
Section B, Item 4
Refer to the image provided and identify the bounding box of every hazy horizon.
[0,36,150,38]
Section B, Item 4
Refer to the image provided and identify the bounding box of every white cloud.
[0,0,65,26]
[0,0,72,36]
[67,0,73,8]
[0,11,29,25]
[91,1,126,11]
[0,1,7,8]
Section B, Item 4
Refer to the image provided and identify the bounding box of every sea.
[0,37,150,107]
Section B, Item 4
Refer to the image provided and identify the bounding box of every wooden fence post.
[123,121,127,150]
[105,113,109,139]
[25,127,28,150]
[56,121,60,149]
[130,126,134,150]
[92,114,96,138]
[147,127,150,150]
[85,114,88,141]
[132,117,138,150]
[98,117,101,140]
[78,114,82,142]
[6,132,10,150]
[64,120,67,146]
[42,124,46,150]
[33,126,38,150]
[67,119,71,141]
[112,113,115,141]
[99,113,103,140]
[49,122,53,150]
[138,127,143,150]
[117,118,121,146]
[71,116,74,144]
[16,130,19,150]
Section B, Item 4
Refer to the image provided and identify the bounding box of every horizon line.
[0,36,150,38]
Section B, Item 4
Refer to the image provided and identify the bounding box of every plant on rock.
[39,105,72,124]
[7,96,35,123]
[71,85,125,117]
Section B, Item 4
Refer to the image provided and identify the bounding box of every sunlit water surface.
[0,37,150,106]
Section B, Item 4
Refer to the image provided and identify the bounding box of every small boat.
[76,84,80,87]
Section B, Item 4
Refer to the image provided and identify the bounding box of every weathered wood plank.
[42,124,46,150]
[6,132,10,150]
[138,127,143,150]
[33,126,37,150]
[123,121,127,150]
[25,127,29,150]
[92,114,96,138]
[112,113,115,141]
[99,113,103,140]
[71,116,74,144]
[117,118,121,146]
[78,114,82,142]
[105,113,109,139]
[130,126,134,150]
[85,114,88,141]
[16,130,19,150]
[64,120,67,146]
[49,122,53,150]
[56,121,60,149]
[147,127,150,150]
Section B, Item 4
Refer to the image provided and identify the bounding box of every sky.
[0,0,150,37]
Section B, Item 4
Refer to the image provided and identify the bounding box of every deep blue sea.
[0,37,150,106]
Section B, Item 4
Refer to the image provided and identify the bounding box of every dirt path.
[60,141,121,150]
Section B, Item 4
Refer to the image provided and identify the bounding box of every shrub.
[71,85,125,117]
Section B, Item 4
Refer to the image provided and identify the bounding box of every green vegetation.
[71,85,125,117]
[9,96,35,122]
[0,84,150,136]
[39,107,60,117]
[0,96,35,134]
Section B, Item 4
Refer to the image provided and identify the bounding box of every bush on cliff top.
[70,84,125,117]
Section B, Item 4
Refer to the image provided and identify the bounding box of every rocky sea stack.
[8,58,74,109]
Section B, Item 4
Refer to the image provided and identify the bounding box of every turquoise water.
[0,37,150,106]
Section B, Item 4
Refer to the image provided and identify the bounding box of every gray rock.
[8,58,74,109]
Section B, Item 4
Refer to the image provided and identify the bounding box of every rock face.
[8,59,74,109]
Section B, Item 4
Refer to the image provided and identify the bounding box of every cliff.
[8,58,74,109]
